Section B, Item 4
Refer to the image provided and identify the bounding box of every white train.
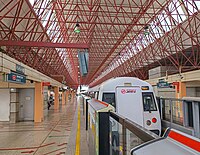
[88,77,161,135]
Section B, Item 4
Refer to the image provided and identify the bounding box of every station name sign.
[157,81,170,88]
[7,72,26,84]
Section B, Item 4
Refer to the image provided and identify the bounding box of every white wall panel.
[0,89,10,121]
[19,89,34,121]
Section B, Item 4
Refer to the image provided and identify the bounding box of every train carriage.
[88,77,161,135]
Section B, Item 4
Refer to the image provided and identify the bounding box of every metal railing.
[157,97,200,138]
[81,94,200,155]
[109,112,159,155]
[82,95,159,155]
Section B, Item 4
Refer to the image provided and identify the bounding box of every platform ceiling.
[0,0,200,88]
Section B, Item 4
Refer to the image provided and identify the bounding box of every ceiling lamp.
[74,22,80,33]
[144,25,149,35]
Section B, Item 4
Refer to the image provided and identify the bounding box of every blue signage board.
[7,72,26,84]
[157,81,170,88]
[16,64,25,74]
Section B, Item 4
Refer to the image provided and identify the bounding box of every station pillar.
[175,81,186,123]
[62,91,65,105]
[69,90,72,102]
[71,91,74,103]
[34,82,43,123]
[66,90,69,103]
[54,87,59,110]
[175,81,186,99]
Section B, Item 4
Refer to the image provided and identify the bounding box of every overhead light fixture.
[144,24,150,35]
[74,22,80,33]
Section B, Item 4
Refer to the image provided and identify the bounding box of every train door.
[114,86,143,154]
[115,86,143,126]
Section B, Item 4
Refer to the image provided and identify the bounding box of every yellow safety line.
[75,103,81,155]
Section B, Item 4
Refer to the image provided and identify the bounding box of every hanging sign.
[42,82,51,86]
[157,81,170,88]
[7,72,26,84]
[173,82,180,92]
[16,64,25,74]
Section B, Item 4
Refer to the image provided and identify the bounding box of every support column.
[175,81,186,124]
[62,91,65,105]
[175,81,186,99]
[54,87,59,110]
[71,91,74,103]
[34,82,43,122]
[69,91,72,102]
[66,90,69,103]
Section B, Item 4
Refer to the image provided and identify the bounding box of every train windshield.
[102,93,116,108]
[142,92,157,112]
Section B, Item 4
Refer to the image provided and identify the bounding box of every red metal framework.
[0,0,200,88]
[89,0,200,87]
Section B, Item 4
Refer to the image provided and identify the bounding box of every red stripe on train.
[168,131,200,152]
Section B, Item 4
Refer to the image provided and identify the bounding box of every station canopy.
[0,0,200,88]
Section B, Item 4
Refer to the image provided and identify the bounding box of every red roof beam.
[0,40,89,49]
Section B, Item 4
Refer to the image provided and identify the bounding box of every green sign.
[158,78,165,83]
[157,81,170,88]
[7,72,26,84]
[16,64,25,74]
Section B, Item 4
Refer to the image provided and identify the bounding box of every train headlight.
[141,86,149,90]
[146,120,151,126]
[152,118,157,123]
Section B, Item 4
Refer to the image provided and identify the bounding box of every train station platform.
[0,93,199,155]
[1,1,200,154]
[0,96,89,155]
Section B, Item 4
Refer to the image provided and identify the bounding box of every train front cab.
[115,86,161,136]
[98,85,161,136]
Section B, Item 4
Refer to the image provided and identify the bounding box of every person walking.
[47,100,51,110]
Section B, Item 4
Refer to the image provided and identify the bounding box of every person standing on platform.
[48,94,54,110]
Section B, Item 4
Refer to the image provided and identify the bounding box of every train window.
[142,92,157,112]
[102,93,116,108]
[89,92,95,98]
